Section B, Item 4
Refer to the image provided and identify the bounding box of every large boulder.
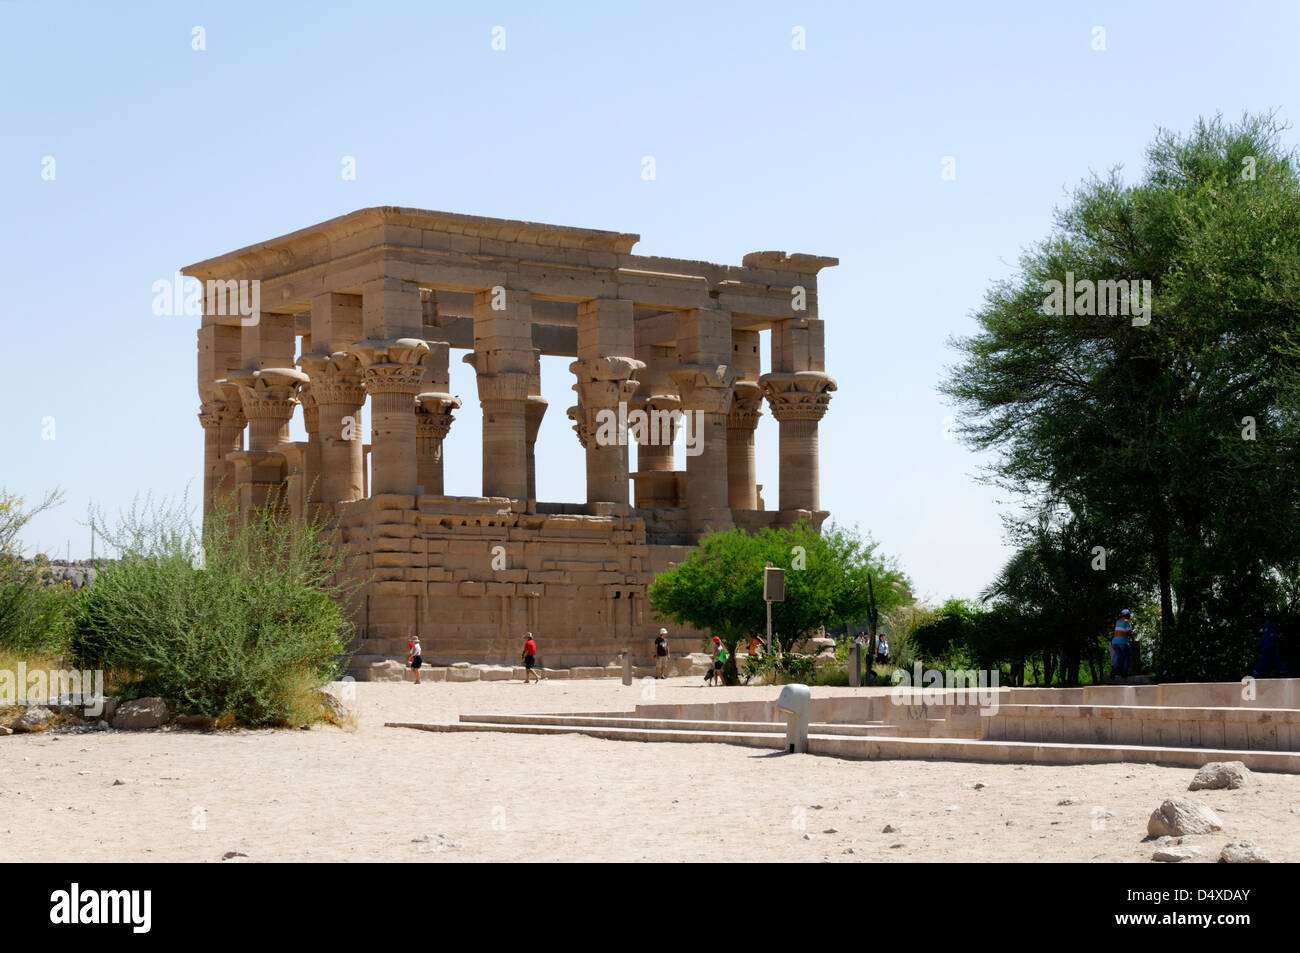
[1147,798,1223,837]
[313,689,352,727]
[111,697,169,731]
[446,662,479,683]
[11,706,56,733]
[1189,761,1252,791]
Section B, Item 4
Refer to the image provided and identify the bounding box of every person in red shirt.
[521,632,542,684]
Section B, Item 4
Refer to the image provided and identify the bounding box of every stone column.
[468,287,534,500]
[629,344,680,508]
[669,365,736,534]
[525,396,547,500]
[726,381,763,510]
[523,351,547,501]
[298,382,322,511]
[760,371,836,514]
[298,353,367,506]
[415,393,460,495]
[351,339,430,497]
[569,356,644,505]
[228,367,307,515]
[198,380,245,515]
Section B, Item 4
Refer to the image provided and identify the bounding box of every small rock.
[221,851,249,861]
[889,842,904,849]
[11,707,56,733]
[412,832,461,852]
[882,824,898,833]
[1219,841,1269,864]
[112,779,131,786]
[1189,761,1252,791]
[842,848,854,855]
[802,833,812,840]
[973,782,986,790]
[1005,820,1015,826]
[1057,797,1082,806]
[0,725,12,736]
[1147,798,1223,837]
[1153,846,1202,863]
[822,828,838,834]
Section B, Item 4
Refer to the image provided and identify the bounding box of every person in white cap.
[654,628,669,679]
[522,632,541,683]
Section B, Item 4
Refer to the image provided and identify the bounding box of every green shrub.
[741,651,818,685]
[70,494,355,726]
[0,491,72,657]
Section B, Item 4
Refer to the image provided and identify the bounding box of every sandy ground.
[3,677,1298,863]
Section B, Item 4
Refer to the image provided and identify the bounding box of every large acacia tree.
[943,113,1300,647]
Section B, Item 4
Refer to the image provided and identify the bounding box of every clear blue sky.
[3,0,1297,601]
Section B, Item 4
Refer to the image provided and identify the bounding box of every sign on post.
[764,566,786,603]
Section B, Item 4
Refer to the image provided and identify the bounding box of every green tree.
[648,522,908,684]
[943,113,1300,651]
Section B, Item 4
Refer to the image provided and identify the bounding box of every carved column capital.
[299,352,367,406]
[727,381,763,430]
[669,364,737,415]
[567,404,598,450]
[415,392,462,440]
[351,338,430,395]
[229,367,307,420]
[199,393,245,432]
[760,371,837,422]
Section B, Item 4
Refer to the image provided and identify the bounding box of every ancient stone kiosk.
[188,207,836,672]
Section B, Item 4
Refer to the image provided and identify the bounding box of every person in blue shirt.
[1109,609,1133,679]
[1251,613,1291,678]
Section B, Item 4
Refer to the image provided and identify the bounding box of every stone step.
[387,719,1300,772]
[459,712,908,737]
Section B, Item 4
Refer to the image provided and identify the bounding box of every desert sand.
[3,678,1297,863]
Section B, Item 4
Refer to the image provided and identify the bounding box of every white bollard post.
[775,683,811,754]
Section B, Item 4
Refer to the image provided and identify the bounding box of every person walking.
[654,628,669,679]
[1251,613,1291,678]
[408,637,423,685]
[709,635,727,687]
[521,632,542,684]
[1109,609,1133,680]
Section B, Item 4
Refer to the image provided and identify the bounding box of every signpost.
[764,564,785,655]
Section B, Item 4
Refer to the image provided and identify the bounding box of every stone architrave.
[569,356,644,505]
[350,338,430,497]
[415,392,461,496]
[759,371,836,514]
[726,381,763,510]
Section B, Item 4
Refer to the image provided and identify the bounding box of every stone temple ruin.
[188,207,836,672]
